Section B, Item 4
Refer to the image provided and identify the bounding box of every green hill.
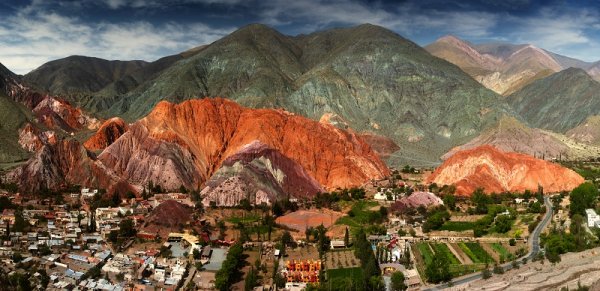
[74,24,508,165]
[508,68,600,132]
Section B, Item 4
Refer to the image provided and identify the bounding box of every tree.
[471,188,491,214]
[494,215,512,233]
[119,219,137,238]
[569,183,598,217]
[425,253,451,283]
[509,238,516,246]
[482,268,492,279]
[281,231,294,248]
[443,194,456,211]
[193,249,201,260]
[244,267,258,291]
[239,199,252,211]
[344,227,350,247]
[108,230,119,243]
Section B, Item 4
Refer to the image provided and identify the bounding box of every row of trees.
[214,241,247,291]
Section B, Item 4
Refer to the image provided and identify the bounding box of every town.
[2,165,599,291]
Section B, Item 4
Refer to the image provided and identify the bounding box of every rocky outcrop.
[84,117,129,151]
[201,141,324,206]
[18,123,57,152]
[508,68,600,133]
[7,139,120,193]
[358,133,400,159]
[427,145,584,195]
[443,116,600,161]
[81,24,507,167]
[99,98,389,192]
[32,96,100,132]
[426,36,564,95]
[566,115,600,145]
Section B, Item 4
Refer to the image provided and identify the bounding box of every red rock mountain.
[201,141,325,207]
[99,98,389,191]
[84,117,129,151]
[427,145,583,195]
[7,139,120,192]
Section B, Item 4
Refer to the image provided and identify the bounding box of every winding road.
[424,196,554,290]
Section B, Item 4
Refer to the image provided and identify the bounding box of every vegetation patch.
[416,242,434,265]
[491,243,513,261]
[430,243,460,265]
[440,221,475,232]
[459,242,494,264]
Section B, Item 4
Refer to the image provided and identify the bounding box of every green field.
[226,213,260,224]
[415,242,488,278]
[416,243,434,265]
[336,201,383,228]
[491,243,513,261]
[327,267,365,285]
[459,243,494,264]
[430,243,460,265]
[440,221,475,232]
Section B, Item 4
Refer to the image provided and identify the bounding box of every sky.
[1,0,600,74]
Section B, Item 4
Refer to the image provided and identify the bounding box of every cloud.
[0,4,233,74]
[97,0,244,9]
[505,6,600,61]
[258,0,498,39]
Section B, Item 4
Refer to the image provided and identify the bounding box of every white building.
[586,209,600,228]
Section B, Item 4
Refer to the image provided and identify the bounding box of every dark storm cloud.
[0,0,599,74]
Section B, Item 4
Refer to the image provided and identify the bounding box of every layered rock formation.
[23,56,147,96]
[6,139,119,192]
[426,36,573,95]
[99,98,389,193]
[18,123,57,152]
[61,24,508,166]
[566,115,600,145]
[508,68,600,132]
[201,141,324,206]
[428,145,584,195]
[143,200,192,230]
[84,117,129,151]
[32,96,100,132]
[443,116,600,161]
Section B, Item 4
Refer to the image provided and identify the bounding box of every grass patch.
[448,264,487,277]
[226,213,260,224]
[327,267,365,284]
[459,243,494,264]
[491,243,513,261]
[430,243,460,265]
[440,221,475,232]
[336,201,383,228]
[416,243,434,265]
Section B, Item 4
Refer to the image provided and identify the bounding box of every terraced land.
[490,242,514,262]
[458,242,495,264]
[414,242,493,278]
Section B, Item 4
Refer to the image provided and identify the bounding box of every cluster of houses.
[586,209,600,228]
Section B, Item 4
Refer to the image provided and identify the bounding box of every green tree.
[570,183,598,217]
[391,271,407,291]
[494,215,512,233]
[344,227,350,247]
[244,267,258,291]
[425,253,451,283]
[193,249,201,260]
[119,219,137,238]
[471,188,491,214]
[443,194,456,211]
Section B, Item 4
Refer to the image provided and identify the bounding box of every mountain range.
[426,35,600,95]
[21,24,511,166]
[1,23,600,197]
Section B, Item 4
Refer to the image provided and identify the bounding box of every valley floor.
[447,247,600,290]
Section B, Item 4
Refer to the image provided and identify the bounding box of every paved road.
[424,196,554,290]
